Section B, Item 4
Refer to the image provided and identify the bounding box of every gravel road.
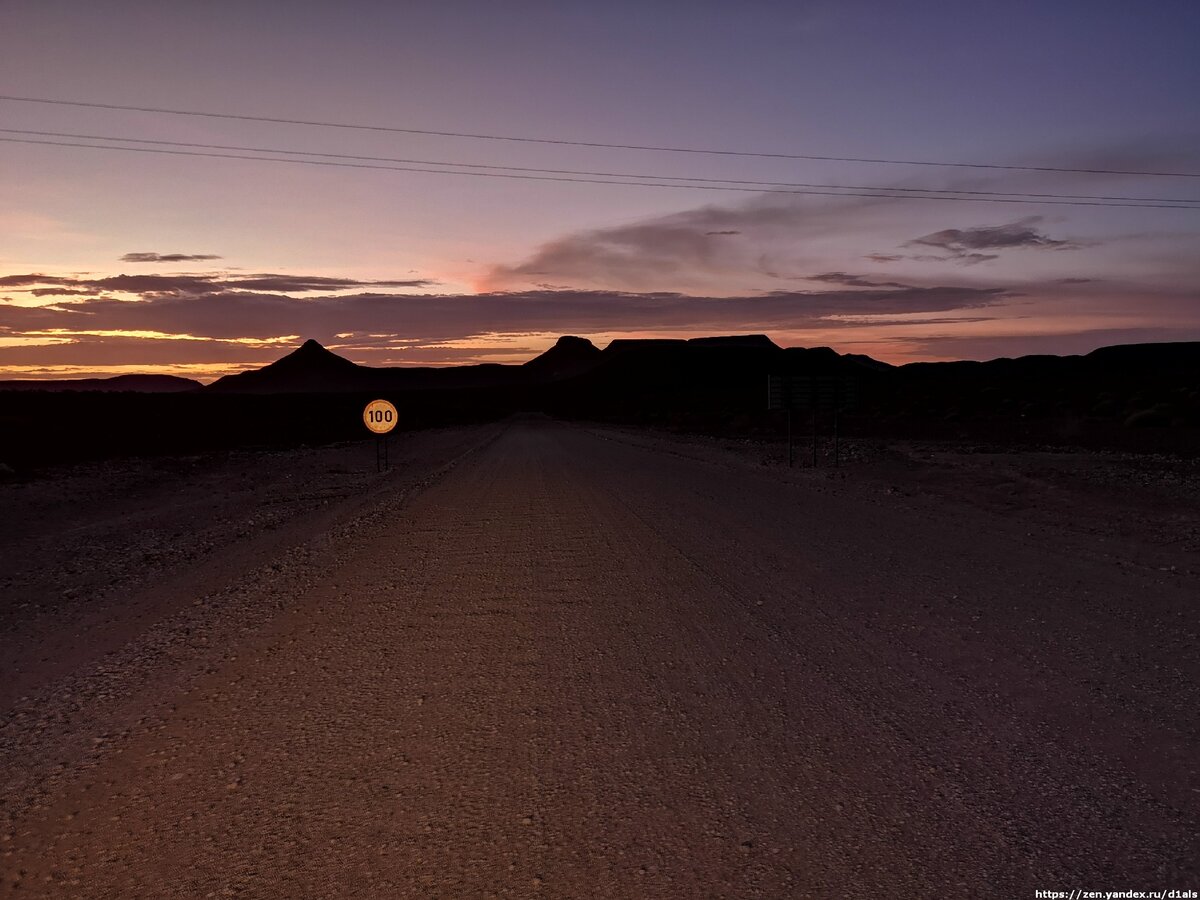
[2,416,1197,897]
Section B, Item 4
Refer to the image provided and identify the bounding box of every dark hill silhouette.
[843,353,896,373]
[584,337,859,388]
[899,342,1199,381]
[0,373,201,393]
[545,336,888,420]
[207,339,373,393]
[206,337,603,394]
[202,334,891,398]
[522,335,602,379]
[206,346,529,395]
[1081,341,1200,377]
[888,342,1200,430]
[200,337,1200,425]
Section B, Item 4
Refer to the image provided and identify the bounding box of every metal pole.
[787,409,793,467]
[834,407,840,467]
[811,408,818,468]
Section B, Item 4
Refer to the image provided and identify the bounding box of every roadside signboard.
[767,375,857,411]
[767,375,857,467]
[363,399,397,434]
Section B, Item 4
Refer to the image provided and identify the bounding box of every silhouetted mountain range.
[5,337,1197,432]
[0,373,202,393]
[204,334,884,395]
[2,335,1196,470]
[197,336,1194,424]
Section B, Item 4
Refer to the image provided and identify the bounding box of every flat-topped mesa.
[602,338,689,354]
[686,335,780,350]
[523,336,603,379]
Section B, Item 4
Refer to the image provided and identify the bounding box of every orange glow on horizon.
[0,362,256,383]
[19,329,302,345]
[0,316,1166,384]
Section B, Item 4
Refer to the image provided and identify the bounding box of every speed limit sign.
[363,399,397,434]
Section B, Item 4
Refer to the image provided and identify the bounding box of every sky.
[1,0,1198,380]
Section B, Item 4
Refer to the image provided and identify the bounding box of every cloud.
[484,146,1196,290]
[120,252,223,263]
[0,284,1011,356]
[809,272,912,289]
[913,251,1001,266]
[484,140,1187,292]
[480,194,897,291]
[30,287,105,297]
[484,222,731,290]
[902,216,1082,264]
[0,274,60,287]
[2,272,437,298]
[222,275,436,293]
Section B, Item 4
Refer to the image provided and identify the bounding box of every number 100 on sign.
[363,399,397,434]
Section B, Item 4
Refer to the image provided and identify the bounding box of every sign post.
[767,375,857,467]
[812,407,818,468]
[786,409,793,467]
[362,399,397,471]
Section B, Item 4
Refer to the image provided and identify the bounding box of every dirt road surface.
[2,417,1197,897]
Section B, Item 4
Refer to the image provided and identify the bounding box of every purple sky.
[2,0,1198,380]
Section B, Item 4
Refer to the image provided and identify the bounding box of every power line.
[3,136,1196,211]
[4,127,1197,206]
[2,93,1198,179]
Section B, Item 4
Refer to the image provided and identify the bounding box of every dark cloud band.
[120,252,223,263]
[902,216,1081,264]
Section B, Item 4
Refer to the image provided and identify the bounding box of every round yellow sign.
[363,399,397,434]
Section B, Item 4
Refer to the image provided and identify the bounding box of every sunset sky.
[2,0,1198,381]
